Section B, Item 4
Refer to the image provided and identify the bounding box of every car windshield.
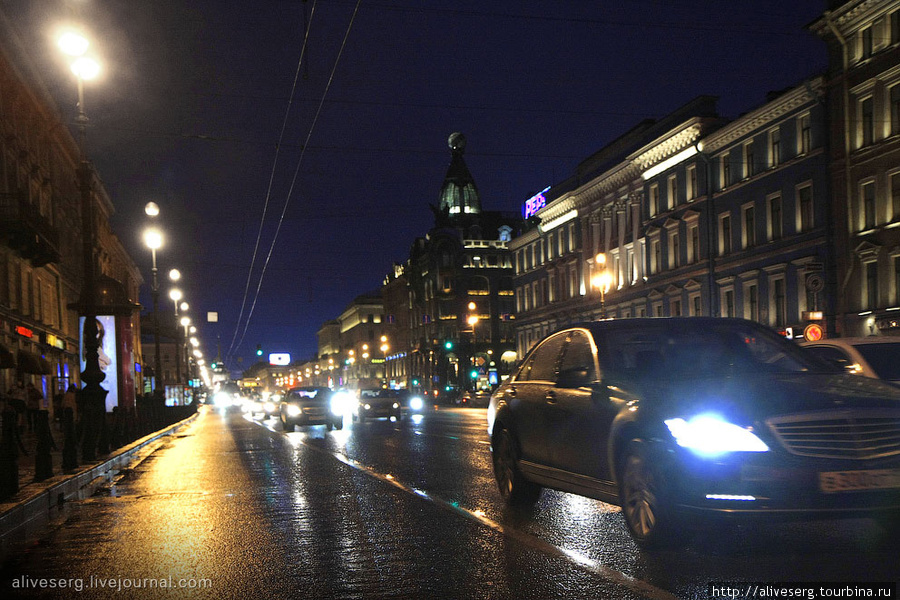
[853,342,900,381]
[598,320,825,380]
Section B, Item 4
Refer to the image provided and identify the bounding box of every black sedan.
[355,388,403,422]
[280,387,345,431]
[487,317,900,548]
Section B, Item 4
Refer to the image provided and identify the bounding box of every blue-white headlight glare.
[664,415,769,456]
[409,396,424,411]
[330,392,353,416]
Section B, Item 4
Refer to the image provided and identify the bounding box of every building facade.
[812,0,900,337]
[0,10,143,417]
[513,81,832,357]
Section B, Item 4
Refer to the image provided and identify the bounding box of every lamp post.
[143,219,163,400]
[592,253,614,319]
[59,30,105,462]
[169,287,183,400]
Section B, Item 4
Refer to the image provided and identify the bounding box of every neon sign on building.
[523,186,550,219]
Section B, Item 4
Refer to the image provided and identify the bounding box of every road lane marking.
[249,415,678,600]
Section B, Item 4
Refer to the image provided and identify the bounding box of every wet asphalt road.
[1,405,897,599]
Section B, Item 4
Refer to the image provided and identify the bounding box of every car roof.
[802,337,900,347]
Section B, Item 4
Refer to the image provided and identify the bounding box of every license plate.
[819,468,900,493]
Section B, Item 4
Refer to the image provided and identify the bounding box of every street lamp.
[592,253,614,319]
[169,287,183,399]
[143,218,163,398]
[380,335,389,382]
[59,29,104,462]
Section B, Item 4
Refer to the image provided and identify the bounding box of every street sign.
[804,323,824,341]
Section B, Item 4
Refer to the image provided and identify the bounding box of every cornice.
[629,120,704,171]
[702,79,824,153]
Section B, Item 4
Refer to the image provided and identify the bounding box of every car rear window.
[854,343,900,381]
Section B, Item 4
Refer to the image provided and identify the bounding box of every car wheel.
[325,420,333,431]
[619,442,680,548]
[333,418,343,431]
[491,428,541,505]
[282,417,294,432]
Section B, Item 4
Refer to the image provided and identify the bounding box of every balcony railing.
[0,191,61,266]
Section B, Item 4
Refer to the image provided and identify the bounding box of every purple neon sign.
[523,186,550,219]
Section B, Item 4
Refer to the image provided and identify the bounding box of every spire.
[438,133,481,217]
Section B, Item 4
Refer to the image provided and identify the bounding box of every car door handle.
[545,391,557,404]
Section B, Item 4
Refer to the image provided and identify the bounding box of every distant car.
[801,337,900,386]
[280,387,344,431]
[461,389,491,408]
[355,388,402,422]
[403,390,427,416]
[488,317,900,548]
[249,393,279,418]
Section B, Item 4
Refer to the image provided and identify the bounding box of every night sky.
[6,0,827,373]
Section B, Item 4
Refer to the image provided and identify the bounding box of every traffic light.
[470,369,478,379]
[211,362,218,369]
[444,340,453,350]
[256,344,263,357]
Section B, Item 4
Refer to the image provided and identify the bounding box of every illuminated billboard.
[79,315,118,412]
[269,353,291,366]
[523,186,550,219]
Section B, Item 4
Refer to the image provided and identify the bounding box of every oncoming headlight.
[409,396,424,411]
[286,404,302,417]
[331,391,353,416]
[664,415,769,456]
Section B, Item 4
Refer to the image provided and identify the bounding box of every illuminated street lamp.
[144,221,164,395]
[591,253,614,319]
[59,29,104,462]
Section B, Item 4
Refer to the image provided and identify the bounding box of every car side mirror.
[557,366,591,388]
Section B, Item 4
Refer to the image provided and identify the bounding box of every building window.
[769,194,783,241]
[895,256,900,305]
[798,114,811,155]
[671,298,682,317]
[720,214,732,255]
[747,283,759,322]
[724,289,735,318]
[861,25,873,59]
[720,153,731,188]
[861,96,875,147]
[667,175,677,209]
[743,205,756,249]
[891,85,900,137]
[769,128,781,167]
[689,224,700,263]
[866,261,878,309]
[773,278,787,328]
[798,185,814,232]
[649,183,660,216]
[892,172,900,222]
[686,164,697,201]
[862,180,876,230]
[892,10,900,45]
[669,231,680,269]
[744,142,755,178]
[691,294,702,316]
[651,238,661,274]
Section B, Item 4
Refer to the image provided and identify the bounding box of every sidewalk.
[0,410,199,555]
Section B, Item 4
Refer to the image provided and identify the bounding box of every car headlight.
[286,404,302,417]
[409,396,424,411]
[392,402,400,409]
[331,392,353,416]
[264,401,276,412]
[664,415,769,456]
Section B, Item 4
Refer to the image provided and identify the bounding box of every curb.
[0,411,199,546]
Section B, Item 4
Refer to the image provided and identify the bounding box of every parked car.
[355,388,403,422]
[801,337,900,386]
[461,389,491,408]
[487,317,900,548]
[280,387,344,431]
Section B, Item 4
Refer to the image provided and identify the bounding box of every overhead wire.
[224,0,319,364]
[228,0,364,364]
